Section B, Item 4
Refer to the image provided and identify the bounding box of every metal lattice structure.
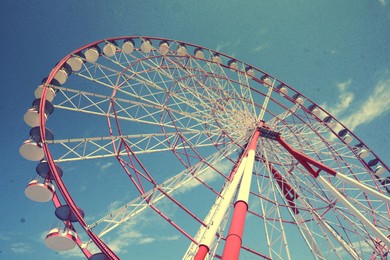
[20,36,389,259]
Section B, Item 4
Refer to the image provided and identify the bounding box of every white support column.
[200,157,248,248]
[335,172,390,204]
[183,157,248,259]
[317,176,390,249]
[236,150,256,203]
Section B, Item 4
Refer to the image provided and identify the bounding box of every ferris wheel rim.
[25,35,389,259]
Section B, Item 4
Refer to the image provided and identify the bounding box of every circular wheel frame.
[22,36,389,259]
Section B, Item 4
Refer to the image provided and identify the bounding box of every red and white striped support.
[221,124,262,260]
[193,157,248,260]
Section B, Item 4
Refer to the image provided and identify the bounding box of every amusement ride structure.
[20,36,389,259]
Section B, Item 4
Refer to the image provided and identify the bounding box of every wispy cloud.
[333,239,375,257]
[178,160,232,193]
[99,161,114,171]
[326,79,354,117]
[0,232,11,241]
[252,43,270,52]
[378,0,386,6]
[107,200,124,212]
[10,242,33,254]
[138,237,156,244]
[104,211,181,254]
[106,220,156,253]
[340,78,390,131]
[58,247,84,259]
[322,78,390,131]
[215,42,230,52]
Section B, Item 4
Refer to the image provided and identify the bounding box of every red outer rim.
[37,36,389,259]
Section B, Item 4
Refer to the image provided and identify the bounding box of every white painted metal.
[317,175,390,249]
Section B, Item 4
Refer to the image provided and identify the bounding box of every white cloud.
[162,235,180,241]
[340,78,390,131]
[10,242,33,254]
[321,78,390,131]
[326,79,354,117]
[0,233,11,240]
[178,160,232,193]
[138,237,156,244]
[333,239,376,257]
[252,43,270,52]
[107,200,123,212]
[216,42,230,52]
[102,209,182,253]
[58,247,85,259]
[105,218,157,253]
[378,0,386,6]
[99,162,114,171]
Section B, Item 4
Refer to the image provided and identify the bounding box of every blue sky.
[1,0,389,259]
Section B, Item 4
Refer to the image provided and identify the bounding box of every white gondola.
[85,47,100,62]
[368,159,386,175]
[194,48,204,59]
[66,55,84,72]
[245,67,255,77]
[159,41,170,55]
[228,60,238,71]
[293,93,304,105]
[308,104,321,117]
[24,179,54,202]
[23,108,47,127]
[261,75,272,87]
[338,129,353,143]
[103,42,117,57]
[45,227,77,251]
[177,44,187,56]
[323,116,336,128]
[34,84,57,102]
[20,127,54,161]
[23,99,54,127]
[343,134,353,143]
[141,40,152,53]
[122,39,135,54]
[54,64,71,85]
[358,149,370,159]
[19,139,44,161]
[354,143,370,159]
[374,165,386,175]
[276,84,288,96]
[212,54,222,64]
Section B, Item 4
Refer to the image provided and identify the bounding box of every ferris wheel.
[20,36,389,259]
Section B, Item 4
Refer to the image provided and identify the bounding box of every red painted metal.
[34,36,390,259]
[194,245,209,260]
[269,166,300,215]
[222,202,249,260]
[275,134,337,177]
[193,150,250,259]
[40,65,119,259]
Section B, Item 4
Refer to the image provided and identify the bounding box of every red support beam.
[275,134,337,177]
[194,245,209,260]
[222,202,249,260]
